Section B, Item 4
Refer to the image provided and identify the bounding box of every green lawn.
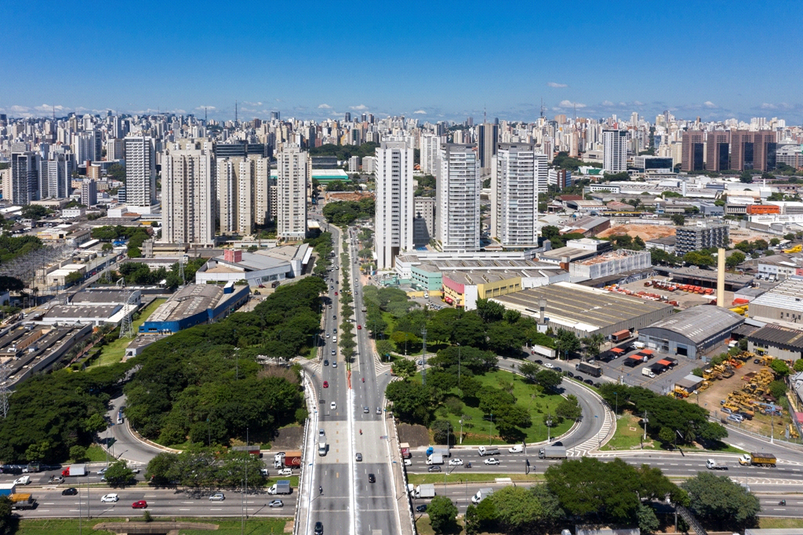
[408,473,542,485]
[760,518,803,529]
[15,518,289,535]
[601,412,657,451]
[430,370,574,446]
[88,299,166,368]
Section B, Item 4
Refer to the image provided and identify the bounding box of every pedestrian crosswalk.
[568,403,615,457]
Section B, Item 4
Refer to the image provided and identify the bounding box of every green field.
[15,517,289,535]
[88,299,166,368]
[601,412,657,451]
[431,369,574,446]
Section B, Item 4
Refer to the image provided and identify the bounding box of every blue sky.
[3,0,803,123]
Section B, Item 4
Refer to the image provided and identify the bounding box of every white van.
[642,368,656,378]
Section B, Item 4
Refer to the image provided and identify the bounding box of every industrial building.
[748,279,803,327]
[194,245,310,287]
[139,283,249,334]
[41,289,142,326]
[654,266,754,291]
[569,249,652,281]
[747,324,803,362]
[638,306,744,359]
[491,282,673,338]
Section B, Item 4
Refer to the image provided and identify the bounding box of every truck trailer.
[426,454,444,465]
[414,484,436,499]
[273,451,302,468]
[267,480,292,495]
[0,484,16,497]
[61,464,86,477]
[538,446,567,459]
[739,453,776,467]
[425,447,450,457]
[706,459,728,470]
[576,362,602,377]
[400,443,411,459]
[9,493,36,510]
[471,488,494,504]
[477,446,500,456]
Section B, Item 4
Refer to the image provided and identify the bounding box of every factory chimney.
[716,247,726,307]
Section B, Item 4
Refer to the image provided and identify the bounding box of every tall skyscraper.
[374,140,414,269]
[276,143,308,240]
[217,155,262,236]
[706,132,730,172]
[75,130,102,163]
[731,130,777,172]
[420,133,441,175]
[10,151,39,205]
[162,143,215,245]
[436,144,480,252]
[477,123,499,174]
[491,143,539,247]
[124,136,156,207]
[38,152,74,199]
[81,179,98,207]
[681,131,704,172]
[603,129,628,172]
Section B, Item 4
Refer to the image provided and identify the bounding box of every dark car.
[535,359,543,364]
[427,465,441,472]
[324,360,329,366]
[62,487,78,496]
[584,379,594,385]
[368,473,376,483]
[314,521,324,534]
[566,372,574,378]
[416,504,428,513]
[554,366,563,373]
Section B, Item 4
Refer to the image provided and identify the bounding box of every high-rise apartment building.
[603,129,627,172]
[276,143,308,240]
[217,156,261,236]
[162,144,215,245]
[731,131,777,172]
[491,143,539,247]
[10,151,39,205]
[436,144,481,252]
[124,137,156,207]
[374,140,414,269]
[81,179,98,207]
[675,223,729,256]
[681,131,704,172]
[705,131,730,172]
[420,133,441,175]
[477,123,499,174]
[38,152,74,199]
[413,196,435,247]
[75,130,102,163]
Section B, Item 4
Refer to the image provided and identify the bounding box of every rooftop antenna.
[540,98,545,119]
[204,107,208,123]
[235,101,238,123]
[0,365,10,418]
[483,106,487,125]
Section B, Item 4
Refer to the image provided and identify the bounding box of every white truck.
[267,480,291,495]
[426,454,444,465]
[318,440,328,456]
[471,487,494,504]
[706,459,728,470]
[477,446,500,456]
[641,367,656,378]
[414,484,436,499]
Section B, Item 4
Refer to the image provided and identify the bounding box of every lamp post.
[459,417,463,445]
[546,414,552,443]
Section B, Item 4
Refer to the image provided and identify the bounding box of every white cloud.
[33,103,66,113]
[243,101,262,106]
[633,100,644,106]
[601,100,614,107]
[760,103,777,110]
[9,105,31,113]
[350,104,368,110]
[413,110,427,114]
[558,100,586,109]
[317,103,332,109]
[196,105,216,110]
[704,101,717,108]
[547,82,568,88]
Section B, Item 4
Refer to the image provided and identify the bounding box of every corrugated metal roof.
[643,306,744,344]
[748,324,803,351]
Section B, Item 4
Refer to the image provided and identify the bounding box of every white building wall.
[161,146,215,245]
[277,144,308,240]
[124,136,156,207]
[436,144,481,252]
[374,140,414,269]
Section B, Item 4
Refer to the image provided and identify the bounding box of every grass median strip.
[15,518,290,535]
[407,472,543,485]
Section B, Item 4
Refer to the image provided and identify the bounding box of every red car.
[357,325,362,330]
[132,500,148,509]
[335,291,338,296]
[323,381,329,388]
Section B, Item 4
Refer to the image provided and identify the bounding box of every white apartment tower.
[276,143,308,240]
[374,140,414,269]
[420,133,440,175]
[491,143,539,247]
[162,144,215,245]
[124,136,156,207]
[436,144,481,252]
[602,129,628,173]
[217,156,264,236]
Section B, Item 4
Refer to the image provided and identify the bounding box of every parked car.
[376,407,382,415]
[416,504,428,513]
[543,362,555,369]
[132,500,147,509]
[209,493,225,501]
[508,445,523,453]
[584,379,594,385]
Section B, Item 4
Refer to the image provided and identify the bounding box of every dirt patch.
[271,424,304,449]
[598,224,676,240]
[398,423,430,447]
[325,191,374,202]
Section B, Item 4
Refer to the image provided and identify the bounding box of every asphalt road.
[101,394,166,466]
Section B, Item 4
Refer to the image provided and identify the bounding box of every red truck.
[273,451,302,468]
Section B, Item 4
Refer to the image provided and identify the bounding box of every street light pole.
[547,414,552,443]
[459,417,463,445]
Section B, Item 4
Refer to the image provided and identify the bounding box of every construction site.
[685,350,799,440]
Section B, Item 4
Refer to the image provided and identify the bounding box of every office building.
[124,137,156,207]
[681,131,704,172]
[603,129,627,172]
[436,144,481,252]
[731,130,777,172]
[491,143,539,247]
[10,151,39,205]
[477,123,499,173]
[276,143,308,240]
[162,144,215,245]
[706,131,730,172]
[420,133,441,175]
[675,223,729,256]
[374,140,414,268]
[548,168,572,189]
[81,179,98,207]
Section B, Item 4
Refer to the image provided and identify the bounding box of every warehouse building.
[638,306,744,359]
[569,249,652,281]
[748,278,803,327]
[139,283,250,335]
[491,281,673,338]
[747,324,803,362]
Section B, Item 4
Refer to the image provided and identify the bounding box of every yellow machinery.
[783,244,802,254]
[789,424,800,439]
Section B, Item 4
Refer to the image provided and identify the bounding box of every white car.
[101,493,119,503]
[543,362,555,369]
[330,401,337,410]
[448,458,464,466]
[209,492,225,501]
[508,445,524,453]
[484,458,500,465]
[404,459,412,466]
[14,476,30,485]
[268,499,283,508]
[278,468,293,476]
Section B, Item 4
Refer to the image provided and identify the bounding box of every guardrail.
[388,411,416,535]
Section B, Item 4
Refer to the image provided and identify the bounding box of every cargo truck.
[425,447,450,457]
[9,493,36,510]
[576,362,602,378]
[426,454,444,465]
[61,464,86,477]
[0,484,16,497]
[706,459,728,470]
[414,484,436,499]
[477,446,500,456]
[267,480,292,495]
[471,488,494,504]
[273,451,303,468]
[538,446,567,459]
[400,443,411,459]
[739,453,776,467]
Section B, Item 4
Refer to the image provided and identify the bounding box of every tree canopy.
[681,472,760,531]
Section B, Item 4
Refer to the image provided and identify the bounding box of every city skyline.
[3,0,803,123]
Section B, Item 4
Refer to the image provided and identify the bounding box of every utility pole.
[643,410,648,442]
[421,327,427,386]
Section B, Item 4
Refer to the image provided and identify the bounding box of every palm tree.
[583,333,606,361]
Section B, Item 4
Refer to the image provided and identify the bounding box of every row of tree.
[144,449,265,490]
[321,198,375,225]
